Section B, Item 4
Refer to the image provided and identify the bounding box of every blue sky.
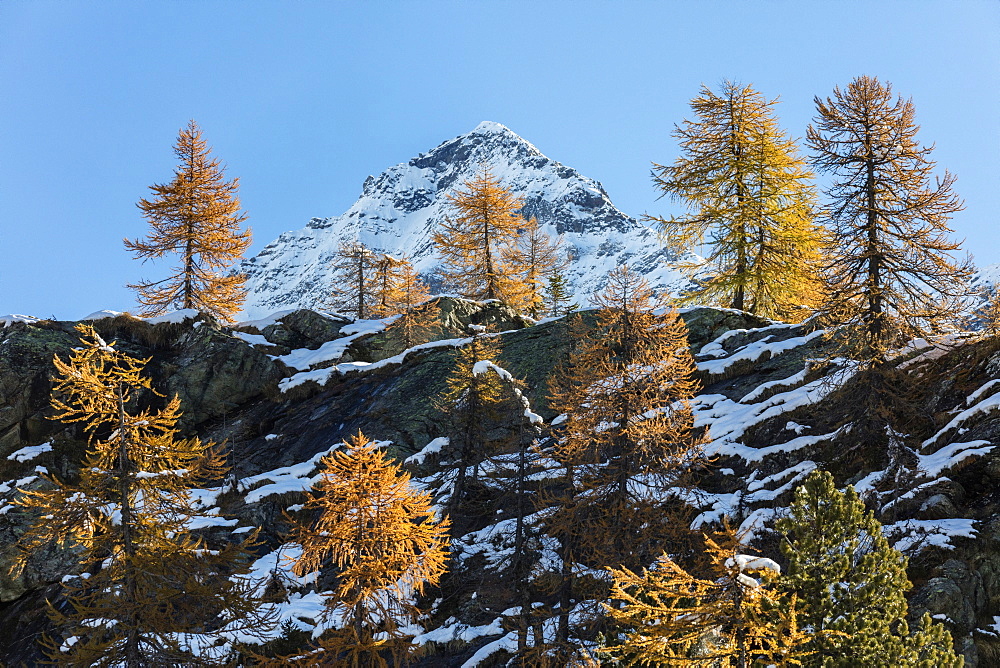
[2,1,998,319]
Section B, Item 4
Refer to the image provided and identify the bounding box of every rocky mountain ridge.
[1,305,999,665]
[239,122,691,318]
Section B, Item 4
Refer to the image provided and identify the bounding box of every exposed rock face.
[2,306,1000,664]
[238,122,692,318]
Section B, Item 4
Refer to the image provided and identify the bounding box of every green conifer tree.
[776,470,962,667]
[545,263,578,318]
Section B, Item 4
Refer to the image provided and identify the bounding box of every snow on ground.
[967,379,1000,406]
[895,333,971,370]
[918,440,994,478]
[411,616,505,647]
[924,390,1000,447]
[6,442,52,462]
[268,316,397,373]
[235,309,299,330]
[697,322,797,357]
[143,309,201,324]
[461,632,519,667]
[405,436,448,466]
[0,314,39,326]
[232,330,273,347]
[241,445,340,505]
[277,335,471,392]
[697,328,824,376]
[692,460,818,537]
[885,518,979,553]
[80,309,123,321]
[693,366,853,461]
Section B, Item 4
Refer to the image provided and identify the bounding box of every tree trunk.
[117,385,140,667]
[730,95,748,312]
[183,151,196,310]
[865,154,883,362]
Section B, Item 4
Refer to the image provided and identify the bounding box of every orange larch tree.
[287,431,450,666]
[539,265,706,658]
[432,168,528,305]
[324,240,379,319]
[11,324,273,666]
[125,120,252,322]
[382,256,437,349]
[508,216,566,318]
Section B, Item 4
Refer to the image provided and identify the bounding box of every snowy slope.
[961,262,1000,329]
[239,121,692,318]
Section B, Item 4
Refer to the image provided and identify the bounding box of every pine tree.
[648,82,825,319]
[507,217,565,318]
[776,470,962,667]
[325,240,379,319]
[432,168,527,305]
[603,524,813,667]
[287,431,450,666]
[125,120,252,323]
[11,324,273,666]
[545,266,578,318]
[807,76,973,365]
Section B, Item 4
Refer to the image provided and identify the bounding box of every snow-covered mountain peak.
[240,122,689,319]
[471,120,513,135]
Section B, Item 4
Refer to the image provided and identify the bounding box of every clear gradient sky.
[2,1,998,320]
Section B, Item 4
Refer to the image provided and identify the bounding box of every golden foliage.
[12,324,273,665]
[125,120,252,322]
[287,431,450,666]
[507,216,566,318]
[325,240,380,319]
[538,266,706,656]
[432,168,528,305]
[649,82,825,320]
[381,257,437,349]
[439,333,509,516]
[548,266,705,568]
[603,524,814,667]
[807,75,973,365]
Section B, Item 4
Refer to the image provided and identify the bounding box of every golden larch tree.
[325,240,379,319]
[11,324,273,666]
[551,265,704,570]
[648,82,825,320]
[383,257,437,349]
[438,331,509,523]
[807,75,973,366]
[125,120,252,322]
[603,524,814,667]
[432,168,527,304]
[507,216,566,318]
[287,431,450,666]
[370,253,401,318]
[539,265,706,656]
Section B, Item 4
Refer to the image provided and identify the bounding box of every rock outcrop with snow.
[239,121,690,318]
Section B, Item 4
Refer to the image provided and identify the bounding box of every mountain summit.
[239,122,689,318]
